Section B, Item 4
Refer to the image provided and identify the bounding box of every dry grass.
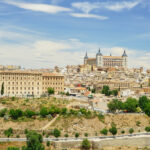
[49,113,150,137]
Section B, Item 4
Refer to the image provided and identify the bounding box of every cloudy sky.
[0,0,150,69]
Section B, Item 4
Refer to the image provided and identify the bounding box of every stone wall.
[53,136,150,150]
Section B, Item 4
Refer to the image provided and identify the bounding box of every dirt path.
[41,101,83,130]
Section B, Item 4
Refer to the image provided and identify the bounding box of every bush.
[84,133,88,137]
[0,108,7,117]
[16,134,20,138]
[4,128,13,137]
[53,128,61,138]
[98,113,105,122]
[81,139,91,149]
[46,141,50,147]
[25,109,35,118]
[100,128,108,135]
[121,130,125,134]
[109,126,117,136]
[11,97,15,101]
[64,133,68,137]
[75,132,79,138]
[136,121,141,126]
[145,126,150,132]
[40,107,48,117]
[9,109,23,120]
[24,129,28,134]
[129,128,134,134]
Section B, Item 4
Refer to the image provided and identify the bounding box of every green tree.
[40,107,48,118]
[100,128,108,135]
[75,132,79,138]
[0,108,7,117]
[124,97,138,112]
[25,109,35,118]
[107,99,123,113]
[139,96,149,110]
[143,102,150,116]
[9,109,23,120]
[102,85,110,96]
[53,128,61,138]
[145,126,150,132]
[81,139,91,149]
[109,126,117,136]
[4,128,13,137]
[129,128,134,134]
[47,87,54,96]
[111,90,118,96]
[7,147,19,150]
[22,131,44,150]
[1,82,4,95]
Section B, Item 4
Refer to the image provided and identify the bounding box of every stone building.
[84,49,128,68]
[0,70,64,97]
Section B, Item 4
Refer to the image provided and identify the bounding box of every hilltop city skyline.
[0,0,150,68]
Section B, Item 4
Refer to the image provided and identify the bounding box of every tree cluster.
[102,85,118,96]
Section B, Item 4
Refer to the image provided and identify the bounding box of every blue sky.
[0,0,150,68]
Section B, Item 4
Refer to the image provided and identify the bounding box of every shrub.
[98,113,105,122]
[145,126,150,132]
[81,139,91,149]
[25,109,35,118]
[4,128,13,137]
[24,129,28,134]
[16,134,20,138]
[75,132,79,138]
[46,141,50,147]
[121,130,125,134]
[0,108,7,117]
[100,128,108,135]
[136,121,141,126]
[64,133,68,137]
[109,126,117,136]
[9,109,23,120]
[11,97,15,101]
[53,128,61,138]
[84,133,88,137]
[129,128,134,134]
[40,107,48,117]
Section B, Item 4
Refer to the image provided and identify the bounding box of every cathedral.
[84,49,128,68]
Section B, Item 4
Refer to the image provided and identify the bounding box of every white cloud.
[3,0,71,14]
[71,2,100,14]
[0,28,149,69]
[104,1,140,12]
[71,1,140,13]
[70,13,108,20]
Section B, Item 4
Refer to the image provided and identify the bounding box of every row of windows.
[43,82,63,85]
[7,87,39,90]
[5,82,40,85]
[8,91,39,95]
[43,87,63,90]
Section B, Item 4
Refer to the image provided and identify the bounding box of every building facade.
[0,71,64,97]
[84,49,128,68]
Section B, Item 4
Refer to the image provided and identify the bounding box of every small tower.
[122,50,128,68]
[84,52,88,65]
[96,48,103,67]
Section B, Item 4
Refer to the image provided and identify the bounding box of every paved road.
[1,132,150,142]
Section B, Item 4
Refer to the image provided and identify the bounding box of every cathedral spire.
[122,50,127,57]
[84,51,88,59]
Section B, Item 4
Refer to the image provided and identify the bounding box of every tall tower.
[122,50,128,68]
[96,49,103,67]
[84,52,88,65]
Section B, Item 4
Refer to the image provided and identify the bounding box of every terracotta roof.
[42,72,64,77]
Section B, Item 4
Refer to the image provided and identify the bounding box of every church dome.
[96,49,102,56]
